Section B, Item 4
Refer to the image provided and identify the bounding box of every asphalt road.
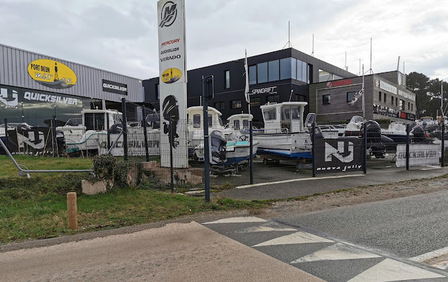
[217,157,448,200]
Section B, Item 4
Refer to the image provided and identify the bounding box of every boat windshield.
[193,114,201,128]
[84,113,105,131]
[263,108,276,121]
[283,107,300,120]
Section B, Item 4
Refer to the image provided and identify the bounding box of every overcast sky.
[1,0,447,81]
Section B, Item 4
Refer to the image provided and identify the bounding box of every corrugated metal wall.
[0,43,143,103]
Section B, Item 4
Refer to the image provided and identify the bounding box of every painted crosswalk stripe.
[252,231,333,247]
[203,216,267,224]
[291,243,380,263]
[236,222,297,233]
[347,258,445,282]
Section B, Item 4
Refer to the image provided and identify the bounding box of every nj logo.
[325,141,354,163]
[0,88,19,107]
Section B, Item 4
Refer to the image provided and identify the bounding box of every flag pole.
[245,50,254,184]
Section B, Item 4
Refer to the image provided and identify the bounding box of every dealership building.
[0,43,144,127]
[0,43,416,129]
[143,47,416,128]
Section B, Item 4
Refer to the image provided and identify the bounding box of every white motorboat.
[187,106,258,167]
[254,102,312,161]
[57,109,160,156]
[381,122,413,143]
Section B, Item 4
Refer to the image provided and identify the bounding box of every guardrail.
[0,138,93,178]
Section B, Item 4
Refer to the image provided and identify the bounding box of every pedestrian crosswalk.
[203,216,447,282]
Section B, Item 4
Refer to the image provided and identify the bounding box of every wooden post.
[67,192,78,230]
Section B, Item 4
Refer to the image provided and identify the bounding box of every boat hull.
[254,132,312,160]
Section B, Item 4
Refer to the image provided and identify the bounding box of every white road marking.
[203,216,267,224]
[235,174,364,189]
[347,258,445,282]
[410,246,448,270]
[252,231,333,247]
[235,222,297,233]
[291,243,380,263]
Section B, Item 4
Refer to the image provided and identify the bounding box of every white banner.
[157,0,188,168]
[396,144,440,167]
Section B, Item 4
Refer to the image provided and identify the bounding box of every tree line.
[407,72,448,119]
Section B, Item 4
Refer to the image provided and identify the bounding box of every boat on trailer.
[254,102,313,164]
[187,106,258,170]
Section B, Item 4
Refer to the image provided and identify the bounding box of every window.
[224,70,230,89]
[347,91,356,103]
[233,120,240,130]
[257,62,268,83]
[250,97,260,106]
[400,99,405,111]
[249,65,257,85]
[297,60,307,82]
[280,58,292,80]
[231,100,242,109]
[208,114,213,127]
[263,108,276,120]
[379,91,382,102]
[268,60,279,82]
[214,101,225,111]
[193,114,201,128]
[267,94,279,103]
[391,96,394,105]
[322,94,331,105]
[384,93,387,103]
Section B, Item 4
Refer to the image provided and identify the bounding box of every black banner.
[102,79,128,95]
[4,127,63,155]
[314,137,364,173]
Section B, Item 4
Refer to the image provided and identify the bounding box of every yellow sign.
[161,68,182,84]
[27,59,77,89]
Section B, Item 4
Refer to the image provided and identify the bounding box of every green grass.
[0,156,268,244]
[0,155,93,178]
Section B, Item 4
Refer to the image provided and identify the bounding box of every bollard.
[67,192,78,230]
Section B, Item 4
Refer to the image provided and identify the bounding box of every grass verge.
[0,163,269,245]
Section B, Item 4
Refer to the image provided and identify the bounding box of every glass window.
[257,62,268,83]
[291,59,297,80]
[224,70,230,89]
[214,101,225,111]
[208,114,213,127]
[280,58,292,80]
[231,100,242,109]
[379,91,382,102]
[347,91,356,103]
[267,94,279,103]
[250,97,260,106]
[263,108,276,120]
[384,93,387,103]
[233,120,240,130]
[283,107,300,120]
[322,94,330,105]
[268,60,279,81]
[242,120,249,129]
[391,96,394,104]
[193,114,201,128]
[249,65,257,85]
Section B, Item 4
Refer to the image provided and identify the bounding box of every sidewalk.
[0,222,323,281]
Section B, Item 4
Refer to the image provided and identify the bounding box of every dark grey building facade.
[143,48,354,128]
[309,71,416,124]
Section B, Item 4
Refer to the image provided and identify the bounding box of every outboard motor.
[361,120,386,158]
[210,130,227,165]
[411,125,427,143]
